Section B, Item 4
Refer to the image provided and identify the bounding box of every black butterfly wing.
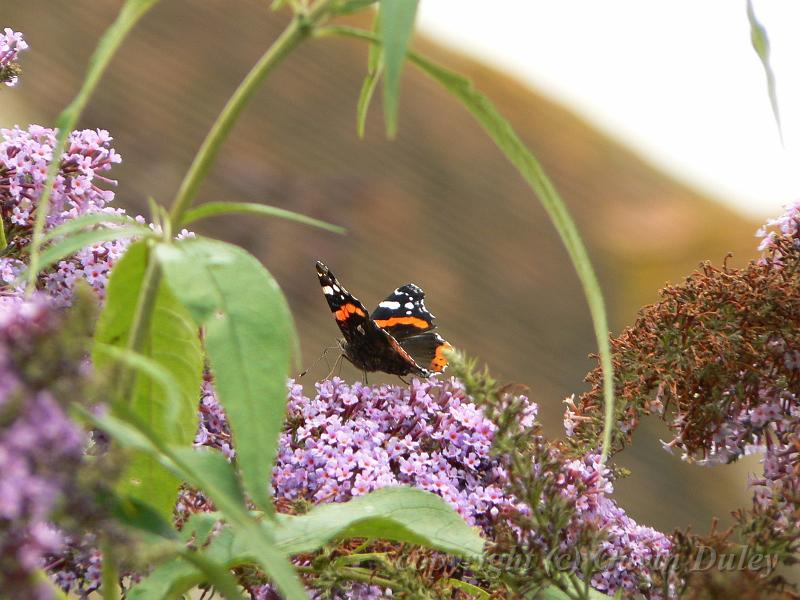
[370,284,436,339]
[396,331,452,374]
[316,261,370,345]
[371,283,452,374]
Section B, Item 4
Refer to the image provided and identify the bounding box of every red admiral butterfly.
[315,261,452,378]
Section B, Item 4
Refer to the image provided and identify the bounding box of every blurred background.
[3,0,798,546]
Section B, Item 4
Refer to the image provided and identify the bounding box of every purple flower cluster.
[0,298,86,599]
[731,204,800,536]
[273,377,516,530]
[47,534,102,598]
[0,28,27,87]
[560,455,672,597]
[249,583,385,600]
[655,204,800,539]
[194,376,234,460]
[755,198,800,256]
[192,376,671,597]
[0,124,130,304]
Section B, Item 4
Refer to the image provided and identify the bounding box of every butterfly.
[315,261,452,378]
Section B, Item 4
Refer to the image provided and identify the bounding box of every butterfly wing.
[370,284,436,338]
[397,332,452,374]
[316,261,369,344]
[371,283,452,374]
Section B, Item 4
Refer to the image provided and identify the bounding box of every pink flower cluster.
[0,28,27,87]
[0,124,131,304]
[756,198,800,257]
[192,377,671,597]
[0,298,86,598]
[274,377,515,529]
[565,456,673,596]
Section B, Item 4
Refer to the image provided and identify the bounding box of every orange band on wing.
[374,316,430,330]
[430,342,453,372]
[335,303,366,321]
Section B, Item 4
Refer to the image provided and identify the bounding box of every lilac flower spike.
[193,376,672,597]
[0,28,28,87]
[0,125,129,304]
[0,297,86,598]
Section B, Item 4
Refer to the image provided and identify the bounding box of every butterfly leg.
[362,371,368,385]
[398,375,410,385]
[325,353,344,380]
[297,345,339,379]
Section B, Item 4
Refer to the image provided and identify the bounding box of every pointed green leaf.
[130,487,485,598]
[26,0,160,288]
[181,201,344,234]
[447,579,489,599]
[40,212,142,244]
[94,241,203,521]
[406,52,615,461]
[378,0,419,137]
[747,0,783,142]
[273,487,484,559]
[35,225,153,274]
[89,411,307,600]
[155,238,295,514]
[337,0,379,15]
[356,13,384,138]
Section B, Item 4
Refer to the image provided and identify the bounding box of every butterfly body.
[315,261,451,377]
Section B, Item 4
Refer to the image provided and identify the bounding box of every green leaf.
[94,344,182,424]
[378,0,419,137]
[318,21,617,458]
[747,0,783,143]
[40,212,143,244]
[539,582,613,600]
[94,241,203,521]
[35,225,153,274]
[176,550,245,600]
[108,492,179,541]
[172,447,247,511]
[127,528,239,599]
[26,0,160,290]
[180,201,345,234]
[155,238,295,515]
[446,578,490,599]
[0,212,8,251]
[337,0,379,15]
[101,537,121,600]
[356,14,383,138]
[405,52,616,461]
[90,411,308,600]
[179,511,222,545]
[130,487,484,598]
[273,487,484,559]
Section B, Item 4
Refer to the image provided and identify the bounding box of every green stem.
[117,245,162,399]
[296,565,401,592]
[168,0,334,224]
[316,25,616,462]
[25,0,159,296]
[100,536,121,600]
[126,0,333,373]
[0,212,7,251]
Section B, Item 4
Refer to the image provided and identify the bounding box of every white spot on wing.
[404,302,415,309]
[332,285,340,292]
[322,286,334,295]
[379,300,401,310]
